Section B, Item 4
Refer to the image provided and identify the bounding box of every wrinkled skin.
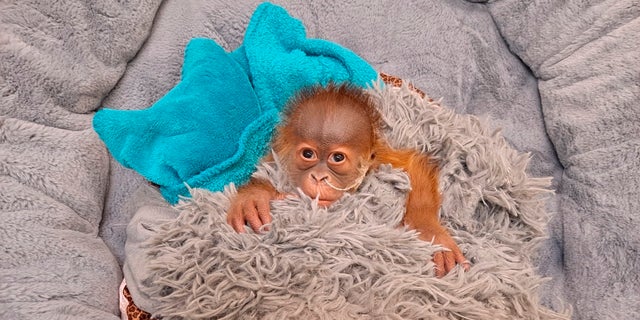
[227,84,469,277]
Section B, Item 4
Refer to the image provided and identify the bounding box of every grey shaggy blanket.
[123,84,569,319]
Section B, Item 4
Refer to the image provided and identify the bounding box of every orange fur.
[375,144,442,235]
[229,83,467,277]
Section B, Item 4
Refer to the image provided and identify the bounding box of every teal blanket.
[92,2,377,204]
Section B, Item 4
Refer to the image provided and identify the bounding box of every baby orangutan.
[227,83,468,277]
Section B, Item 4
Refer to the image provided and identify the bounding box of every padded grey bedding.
[1,1,638,319]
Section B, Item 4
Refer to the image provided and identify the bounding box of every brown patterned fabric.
[123,285,155,320]
[379,72,430,100]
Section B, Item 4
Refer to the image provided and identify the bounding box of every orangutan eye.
[302,149,315,159]
[331,153,346,163]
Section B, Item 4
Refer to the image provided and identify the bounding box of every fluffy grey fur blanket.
[123,84,569,319]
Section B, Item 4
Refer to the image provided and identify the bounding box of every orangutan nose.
[310,173,329,183]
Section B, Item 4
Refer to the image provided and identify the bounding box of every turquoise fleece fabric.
[92,2,377,204]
